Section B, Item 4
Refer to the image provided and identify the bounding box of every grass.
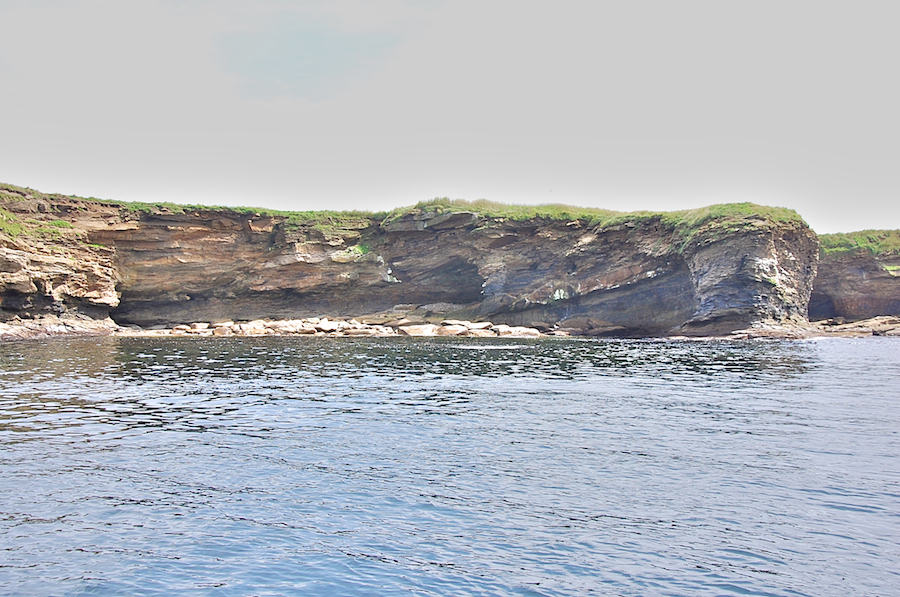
[109,199,383,224]
[284,211,378,231]
[32,227,64,238]
[387,197,801,228]
[381,198,804,252]
[112,200,209,214]
[0,181,100,204]
[0,182,42,200]
[656,203,805,252]
[106,198,381,239]
[385,197,621,225]
[0,208,23,237]
[818,230,900,256]
[48,220,74,228]
[2,182,808,252]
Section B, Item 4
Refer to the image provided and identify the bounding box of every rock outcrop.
[809,245,900,321]
[0,187,120,323]
[1,183,824,337]
[811,315,900,337]
[116,317,544,339]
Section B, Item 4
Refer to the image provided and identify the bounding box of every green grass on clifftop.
[398,197,621,223]
[1,181,806,250]
[0,207,23,237]
[391,198,805,252]
[819,230,900,257]
[389,197,802,228]
[658,203,805,252]
[106,199,381,231]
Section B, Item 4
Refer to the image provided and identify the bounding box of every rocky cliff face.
[1,184,822,336]
[810,251,900,321]
[0,188,119,321]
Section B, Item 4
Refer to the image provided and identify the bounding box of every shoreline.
[2,314,899,342]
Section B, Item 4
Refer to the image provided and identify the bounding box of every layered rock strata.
[809,251,900,321]
[1,184,823,337]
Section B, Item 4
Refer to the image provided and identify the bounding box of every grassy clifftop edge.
[818,230,900,257]
[1,181,808,246]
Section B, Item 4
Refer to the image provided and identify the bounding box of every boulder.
[495,325,541,337]
[399,324,439,336]
[268,320,313,334]
[462,328,496,337]
[314,319,346,332]
[384,317,425,328]
[436,324,468,336]
[236,321,267,334]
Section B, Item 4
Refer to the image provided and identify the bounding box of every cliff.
[1,183,821,337]
[809,231,900,321]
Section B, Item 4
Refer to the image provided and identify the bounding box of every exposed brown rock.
[0,315,119,340]
[0,185,836,338]
[810,251,900,321]
[399,324,439,337]
[435,324,469,336]
[811,315,900,337]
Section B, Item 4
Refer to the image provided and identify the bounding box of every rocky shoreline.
[3,312,899,342]
[0,316,120,340]
[127,317,544,338]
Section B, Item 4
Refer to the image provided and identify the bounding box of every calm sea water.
[0,336,898,596]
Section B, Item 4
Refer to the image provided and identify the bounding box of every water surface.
[1,337,898,596]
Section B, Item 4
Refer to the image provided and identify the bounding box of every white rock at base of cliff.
[0,316,120,340]
[436,324,468,336]
[399,324,439,336]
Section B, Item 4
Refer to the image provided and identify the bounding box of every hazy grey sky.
[2,0,898,233]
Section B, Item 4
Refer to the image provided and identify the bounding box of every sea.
[0,336,898,597]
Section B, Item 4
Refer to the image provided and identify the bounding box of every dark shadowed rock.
[810,251,900,321]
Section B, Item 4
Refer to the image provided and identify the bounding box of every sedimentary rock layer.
[91,207,819,335]
[1,183,824,337]
[810,250,900,321]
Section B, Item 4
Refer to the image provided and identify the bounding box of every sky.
[1,0,898,233]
